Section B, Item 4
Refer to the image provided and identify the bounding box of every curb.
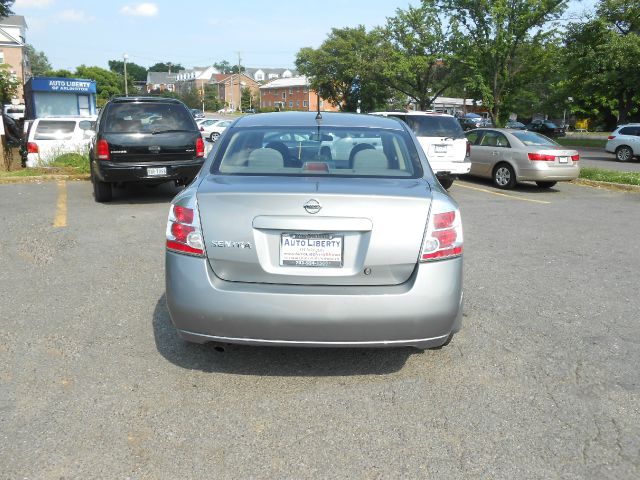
[0,174,90,184]
[573,178,640,193]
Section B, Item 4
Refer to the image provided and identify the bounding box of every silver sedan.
[165,112,464,350]
[465,128,580,189]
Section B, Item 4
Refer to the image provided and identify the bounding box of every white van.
[4,104,25,121]
[370,111,471,188]
[25,116,96,167]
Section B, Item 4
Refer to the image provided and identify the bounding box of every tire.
[210,132,220,142]
[438,177,454,190]
[93,178,112,202]
[615,145,633,162]
[493,163,516,189]
[535,181,557,188]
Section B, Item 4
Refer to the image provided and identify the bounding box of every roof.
[233,111,405,130]
[108,96,184,104]
[259,76,309,89]
[146,71,177,84]
[0,15,27,28]
[371,111,455,118]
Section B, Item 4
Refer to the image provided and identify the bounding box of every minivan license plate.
[147,167,167,176]
[280,233,343,267]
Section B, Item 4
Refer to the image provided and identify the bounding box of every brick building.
[259,76,339,112]
[0,15,29,102]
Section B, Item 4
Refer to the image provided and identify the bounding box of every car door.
[468,130,498,177]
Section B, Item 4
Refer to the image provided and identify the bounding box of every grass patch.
[580,167,640,186]
[51,153,90,174]
[556,137,607,148]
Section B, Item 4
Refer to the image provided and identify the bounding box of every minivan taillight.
[97,139,110,160]
[196,137,205,158]
[166,202,204,256]
[420,199,463,262]
[27,142,38,154]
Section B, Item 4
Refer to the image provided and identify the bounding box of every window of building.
[289,88,293,94]
[0,51,4,64]
[303,100,308,107]
[289,101,293,107]
[296,101,300,107]
[282,91,286,99]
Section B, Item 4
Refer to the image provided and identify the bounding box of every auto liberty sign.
[29,77,97,94]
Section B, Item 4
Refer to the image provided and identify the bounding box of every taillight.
[571,154,579,162]
[420,198,463,262]
[166,202,204,256]
[97,139,110,160]
[528,152,555,161]
[27,142,38,154]
[196,137,205,158]
[607,135,615,140]
[466,140,471,157]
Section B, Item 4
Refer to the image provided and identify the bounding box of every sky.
[14,0,597,73]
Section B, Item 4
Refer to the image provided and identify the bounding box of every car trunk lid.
[197,175,432,286]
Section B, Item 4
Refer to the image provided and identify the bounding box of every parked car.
[505,121,526,130]
[217,107,234,114]
[605,124,640,162]
[88,96,204,202]
[525,120,566,137]
[206,119,233,141]
[4,103,25,121]
[24,115,97,168]
[197,118,223,140]
[465,128,579,189]
[190,108,205,119]
[165,111,464,350]
[370,111,470,189]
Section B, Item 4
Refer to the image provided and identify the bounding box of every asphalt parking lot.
[576,147,640,173]
[1,178,638,478]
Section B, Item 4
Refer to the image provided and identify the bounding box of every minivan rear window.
[213,127,423,178]
[396,115,465,139]
[105,103,195,133]
[33,120,76,140]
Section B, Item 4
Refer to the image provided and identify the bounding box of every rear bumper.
[431,160,471,176]
[165,252,464,349]
[518,164,579,182]
[93,159,204,183]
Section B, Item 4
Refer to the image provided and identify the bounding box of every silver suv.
[605,124,640,162]
[370,111,471,189]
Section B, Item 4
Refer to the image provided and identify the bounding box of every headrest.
[247,148,284,168]
[352,149,389,169]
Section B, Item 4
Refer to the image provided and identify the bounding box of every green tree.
[380,4,463,110]
[45,69,74,78]
[203,84,222,111]
[0,0,13,17]
[0,63,19,104]
[438,0,569,123]
[214,60,232,73]
[75,65,123,106]
[25,44,51,77]
[148,62,183,73]
[564,0,640,125]
[240,87,257,110]
[108,60,147,82]
[296,26,391,112]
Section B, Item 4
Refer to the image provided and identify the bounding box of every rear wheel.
[438,177,454,190]
[93,178,112,202]
[210,132,220,142]
[493,163,516,189]
[615,145,633,162]
[535,181,557,188]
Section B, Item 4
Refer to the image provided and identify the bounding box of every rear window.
[33,120,76,140]
[213,126,423,178]
[399,115,465,139]
[619,127,640,136]
[105,103,195,133]
[512,131,559,147]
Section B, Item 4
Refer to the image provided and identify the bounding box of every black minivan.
[88,97,205,202]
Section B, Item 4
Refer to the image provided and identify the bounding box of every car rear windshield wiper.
[151,129,193,135]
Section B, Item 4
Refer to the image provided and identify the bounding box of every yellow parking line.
[53,180,67,227]
[455,181,551,204]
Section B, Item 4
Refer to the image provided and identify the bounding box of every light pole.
[123,53,128,97]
